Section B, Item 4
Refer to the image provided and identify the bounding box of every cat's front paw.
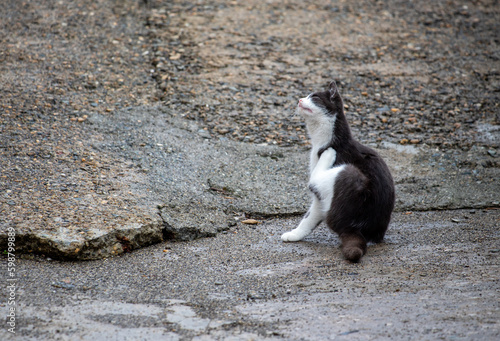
[320,147,336,162]
[315,147,336,171]
[281,230,302,242]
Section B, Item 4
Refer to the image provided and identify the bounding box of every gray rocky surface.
[1,0,498,260]
[3,105,498,259]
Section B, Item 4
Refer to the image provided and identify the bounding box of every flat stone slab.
[1,106,498,259]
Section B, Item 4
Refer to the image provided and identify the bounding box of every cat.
[281,81,395,262]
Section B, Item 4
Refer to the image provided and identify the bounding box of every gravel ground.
[146,0,499,148]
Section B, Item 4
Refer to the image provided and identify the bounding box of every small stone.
[377,106,390,112]
[410,139,421,144]
[241,219,260,225]
[51,282,75,289]
[451,218,461,223]
[400,138,409,145]
[198,129,211,139]
[247,291,264,300]
[77,115,88,122]
[487,149,496,157]
[170,53,181,60]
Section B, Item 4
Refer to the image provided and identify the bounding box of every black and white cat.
[281,81,395,262]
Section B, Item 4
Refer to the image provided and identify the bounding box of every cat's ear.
[329,81,338,99]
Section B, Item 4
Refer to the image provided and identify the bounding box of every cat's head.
[296,81,344,120]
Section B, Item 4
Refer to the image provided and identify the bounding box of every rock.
[247,291,265,300]
[51,282,76,290]
[159,203,230,241]
[198,129,211,139]
[241,219,260,225]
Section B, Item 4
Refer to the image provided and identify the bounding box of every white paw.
[321,148,336,163]
[281,230,302,242]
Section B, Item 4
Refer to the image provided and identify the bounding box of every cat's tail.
[340,233,367,263]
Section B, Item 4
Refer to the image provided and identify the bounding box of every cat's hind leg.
[281,199,323,242]
[326,164,370,262]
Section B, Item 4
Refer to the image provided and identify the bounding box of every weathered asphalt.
[3,208,499,340]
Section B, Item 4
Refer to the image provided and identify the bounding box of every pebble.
[51,282,75,290]
[197,129,211,139]
[247,291,264,300]
[241,219,260,225]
